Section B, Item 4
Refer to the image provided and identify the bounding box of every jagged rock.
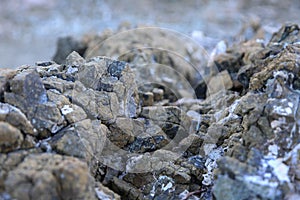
[73,57,140,121]
[4,69,65,138]
[2,153,98,200]
[50,119,107,162]
[61,104,87,124]
[268,23,300,45]
[2,22,300,200]
[107,117,136,148]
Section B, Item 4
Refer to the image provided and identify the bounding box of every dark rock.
[139,91,154,106]
[268,23,300,45]
[52,36,87,64]
[107,60,126,79]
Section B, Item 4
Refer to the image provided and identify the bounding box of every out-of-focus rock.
[0,69,17,101]
[84,27,207,91]
[52,36,87,64]
[206,70,233,96]
[139,91,154,106]
[95,182,121,200]
[0,122,23,153]
[268,23,300,45]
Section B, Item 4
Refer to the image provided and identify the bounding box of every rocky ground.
[1,21,300,200]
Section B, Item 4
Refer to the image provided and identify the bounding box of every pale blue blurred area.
[0,0,299,68]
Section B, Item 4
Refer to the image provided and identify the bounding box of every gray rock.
[0,103,36,136]
[4,69,65,137]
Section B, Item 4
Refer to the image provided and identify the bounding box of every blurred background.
[0,0,300,68]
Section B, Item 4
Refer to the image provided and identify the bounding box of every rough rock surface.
[1,23,300,199]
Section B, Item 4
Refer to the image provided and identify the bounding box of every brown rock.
[207,70,233,96]
[0,122,23,153]
[111,177,144,200]
[61,104,87,124]
[4,153,97,200]
[108,117,136,148]
[0,68,17,101]
[50,119,106,162]
[140,92,154,106]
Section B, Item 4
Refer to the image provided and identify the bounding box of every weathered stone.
[43,76,74,93]
[61,104,87,124]
[128,134,169,153]
[107,117,136,148]
[250,45,300,90]
[76,57,140,119]
[46,89,71,109]
[123,172,155,188]
[4,69,65,137]
[72,83,119,123]
[141,106,182,125]
[178,134,203,155]
[0,103,35,136]
[0,122,24,153]
[139,92,154,106]
[0,69,17,101]
[2,22,300,200]
[4,153,97,200]
[207,70,233,96]
[50,119,106,162]
[66,51,86,67]
[268,23,300,45]
[111,177,144,200]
